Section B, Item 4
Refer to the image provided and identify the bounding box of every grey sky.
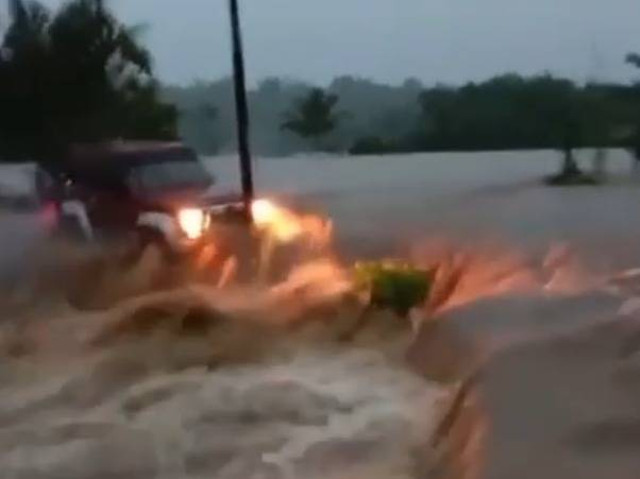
[14,0,640,85]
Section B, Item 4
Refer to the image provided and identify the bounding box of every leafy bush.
[349,136,397,155]
[354,261,434,317]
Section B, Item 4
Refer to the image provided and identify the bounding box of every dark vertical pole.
[228,0,254,215]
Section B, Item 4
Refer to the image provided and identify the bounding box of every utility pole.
[228,0,254,215]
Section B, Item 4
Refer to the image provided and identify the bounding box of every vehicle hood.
[141,186,244,212]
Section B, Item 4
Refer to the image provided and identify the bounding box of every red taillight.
[40,201,59,229]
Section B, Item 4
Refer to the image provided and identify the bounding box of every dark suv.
[42,141,250,256]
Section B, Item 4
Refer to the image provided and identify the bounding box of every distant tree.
[626,53,640,70]
[418,85,458,150]
[257,77,282,97]
[625,52,640,167]
[0,0,177,163]
[402,77,423,93]
[552,88,584,176]
[0,0,53,160]
[281,88,341,150]
[582,84,616,177]
[349,136,397,155]
[167,71,639,158]
[178,103,218,155]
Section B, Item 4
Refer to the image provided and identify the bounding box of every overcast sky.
[10,0,640,86]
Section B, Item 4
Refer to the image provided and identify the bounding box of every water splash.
[2,201,628,479]
[407,238,610,314]
[0,202,446,479]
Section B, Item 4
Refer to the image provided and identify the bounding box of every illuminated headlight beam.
[178,208,208,240]
[251,199,303,243]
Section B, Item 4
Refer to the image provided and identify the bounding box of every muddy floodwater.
[2,149,640,479]
[210,149,640,266]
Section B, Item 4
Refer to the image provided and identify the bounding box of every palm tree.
[626,53,640,69]
[4,0,50,51]
[281,88,341,150]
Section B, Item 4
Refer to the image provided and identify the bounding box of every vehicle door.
[82,166,138,238]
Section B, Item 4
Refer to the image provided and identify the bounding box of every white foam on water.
[0,347,442,479]
[0,232,443,479]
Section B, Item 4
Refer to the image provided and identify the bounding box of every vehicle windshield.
[131,159,214,192]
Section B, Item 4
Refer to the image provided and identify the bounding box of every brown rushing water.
[1,149,640,478]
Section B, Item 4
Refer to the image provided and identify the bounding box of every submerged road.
[1,148,639,281]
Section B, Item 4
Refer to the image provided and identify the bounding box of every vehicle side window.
[77,167,129,196]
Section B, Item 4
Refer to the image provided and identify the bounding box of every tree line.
[167,71,640,160]
[1,0,639,166]
[162,77,424,157]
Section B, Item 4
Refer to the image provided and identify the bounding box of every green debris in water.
[354,261,434,317]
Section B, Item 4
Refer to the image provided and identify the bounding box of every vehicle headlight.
[177,208,209,240]
[251,198,278,227]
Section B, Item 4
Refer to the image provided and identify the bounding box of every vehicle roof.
[69,141,192,162]
[63,141,197,176]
